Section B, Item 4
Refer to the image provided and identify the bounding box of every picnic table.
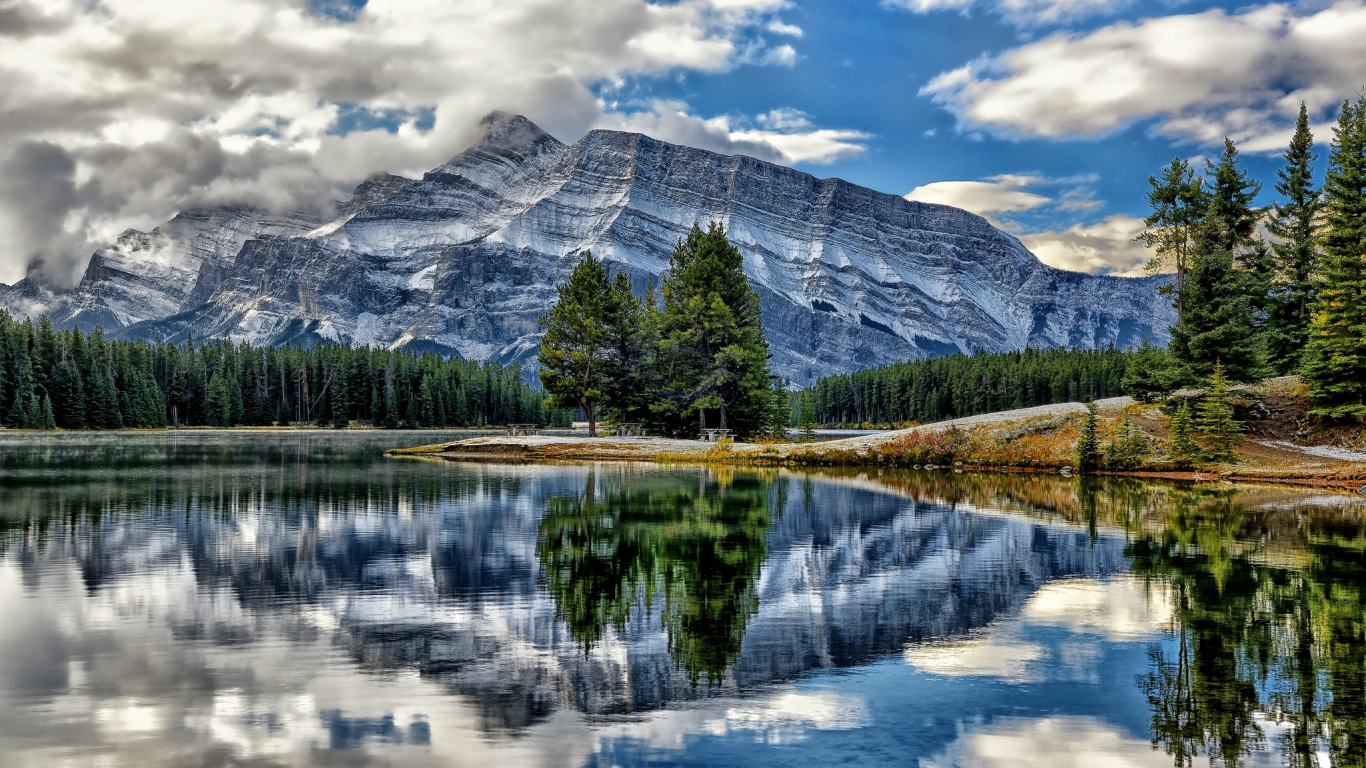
[699,428,734,443]
[507,424,540,436]
[614,423,647,437]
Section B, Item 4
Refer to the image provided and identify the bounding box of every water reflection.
[1128,488,1366,768]
[538,468,771,684]
[0,433,1363,767]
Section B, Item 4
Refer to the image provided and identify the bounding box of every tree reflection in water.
[537,468,772,685]
[1124,485,1366,768]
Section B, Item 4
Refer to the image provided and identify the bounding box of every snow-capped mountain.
[1,112,1174,385]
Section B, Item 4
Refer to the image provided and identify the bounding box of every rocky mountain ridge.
[1,112,1174,385]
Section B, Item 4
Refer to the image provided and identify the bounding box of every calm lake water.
[1,432,1364,768]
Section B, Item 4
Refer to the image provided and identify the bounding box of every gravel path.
[789,396,1134,454]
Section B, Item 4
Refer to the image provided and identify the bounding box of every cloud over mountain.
[0,0,861,287]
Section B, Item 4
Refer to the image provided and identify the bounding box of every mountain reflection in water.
[0,432,1363,767]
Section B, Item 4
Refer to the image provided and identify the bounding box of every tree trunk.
[586,401,597,437]
[719,401,727,430]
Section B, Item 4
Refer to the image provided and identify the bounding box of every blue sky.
[3,0,1361,284]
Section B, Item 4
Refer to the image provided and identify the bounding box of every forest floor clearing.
[389,379,1365,491]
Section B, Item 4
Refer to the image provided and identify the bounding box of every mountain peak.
[471,112,557,152]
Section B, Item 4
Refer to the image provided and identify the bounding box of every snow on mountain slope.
[2,113,1174,385]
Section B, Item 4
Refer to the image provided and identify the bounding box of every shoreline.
[388,436,1366,494]
[386,394,1366,494]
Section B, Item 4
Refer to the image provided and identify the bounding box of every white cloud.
[920,1,1366,148]
[904,175,1145,273]
[921,716,1193,768]
[889,0,1132,27]
[766,19,804,36]
[1019,215,1151,276]
[1021,576,1174,641]
[607,102,869,164]
[906,636,1045,680]
[0,0,833,286]
[905,577,1172,682]
[906,174,1052,222]
[757,43,799,67]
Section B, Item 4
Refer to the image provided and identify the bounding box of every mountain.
[1,113,1175,385]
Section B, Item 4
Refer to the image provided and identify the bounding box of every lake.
[1,431,1363,768]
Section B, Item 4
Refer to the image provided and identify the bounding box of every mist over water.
[0,432,1362,767]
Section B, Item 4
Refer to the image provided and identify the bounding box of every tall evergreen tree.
[1139,157,1207,327]
[331,361,349,428]
[538,250,612,436]
[1168,139,1264,383]
[656,222,772,438]
[797,392,817,442]
[600,272,658,424]
[1303,97,1366,419]
[208,371,232,427]
[765,378,792,439]
[1266,103,1324,373]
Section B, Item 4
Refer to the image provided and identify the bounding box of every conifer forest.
[0,312,561,429]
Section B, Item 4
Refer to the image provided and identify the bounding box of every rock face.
[0,207,325,331]
[1,113,1174,385]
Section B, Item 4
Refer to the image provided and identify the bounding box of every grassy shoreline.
[388,380,1366,493]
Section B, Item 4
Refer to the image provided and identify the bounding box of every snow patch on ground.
[1262,441,1366,462]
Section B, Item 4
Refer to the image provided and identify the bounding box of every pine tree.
[1266,103,1324,373]
[600,271,657,425]
[656,222,772,438]
[1122,337,1176,403]
[1103,414,1151,470]
[1076,401,1101,472]
[1168,401,1201,467]
[797,391,817,442]
[766,378,792,439]
[417,374,436,428]
[1196,364,1243,462]
[1138,157,1207,327]
[538,250,612,436]
[208,371,232,427]
[382,360,400,429]
[331,363,349,428]
[40,394,56,430]
[55,362,86,429]
[1168,139,1265,383]
[1302,96,1366,419]
[7,342,35,428]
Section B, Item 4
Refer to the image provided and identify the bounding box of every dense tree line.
[0,311,564,429]
[804,346,1133,426]
[538,223,779,439]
